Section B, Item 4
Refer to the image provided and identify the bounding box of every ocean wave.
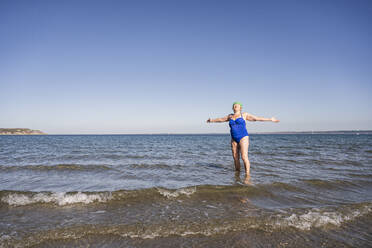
[1,191,114,206]
[1,179,370,207]
[0,184,313,207]
[0,184,257,207]
[0,187,198,206]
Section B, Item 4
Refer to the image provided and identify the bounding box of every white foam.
[1,192,113,206]
[276,205,372,230]
[0,234,11,241]
[157,187,196,199]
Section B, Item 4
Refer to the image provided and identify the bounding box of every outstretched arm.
[245,113,280,122]
[207,115,230,123]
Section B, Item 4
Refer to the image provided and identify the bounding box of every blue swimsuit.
[229,113,249,143]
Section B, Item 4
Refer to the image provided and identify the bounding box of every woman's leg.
[239,136,250,174]
[231,138,241,171]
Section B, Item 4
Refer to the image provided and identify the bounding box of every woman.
[206,102,279,175]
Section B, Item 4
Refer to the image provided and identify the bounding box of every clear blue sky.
[1,0,371,134]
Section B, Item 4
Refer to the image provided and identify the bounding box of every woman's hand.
[271,117,280,123]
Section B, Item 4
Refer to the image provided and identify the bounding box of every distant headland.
[0,128,46,135]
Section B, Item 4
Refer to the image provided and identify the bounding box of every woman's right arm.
[207,115,230,123]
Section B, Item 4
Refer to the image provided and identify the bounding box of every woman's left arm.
[244,113,280,122]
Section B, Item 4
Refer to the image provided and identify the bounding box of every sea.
[0,133,371,247]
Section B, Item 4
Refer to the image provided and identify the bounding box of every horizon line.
[32,129,372,135]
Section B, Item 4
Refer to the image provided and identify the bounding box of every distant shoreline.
[3,130,369,135]
[0,128,46,135]
[1,128,371,136]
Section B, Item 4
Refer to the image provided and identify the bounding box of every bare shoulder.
[243,112,256,121]
[242,112,250,118]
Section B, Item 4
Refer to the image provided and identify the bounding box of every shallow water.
[0,134,372,247]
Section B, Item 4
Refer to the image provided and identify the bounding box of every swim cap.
[232,102,243,108]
